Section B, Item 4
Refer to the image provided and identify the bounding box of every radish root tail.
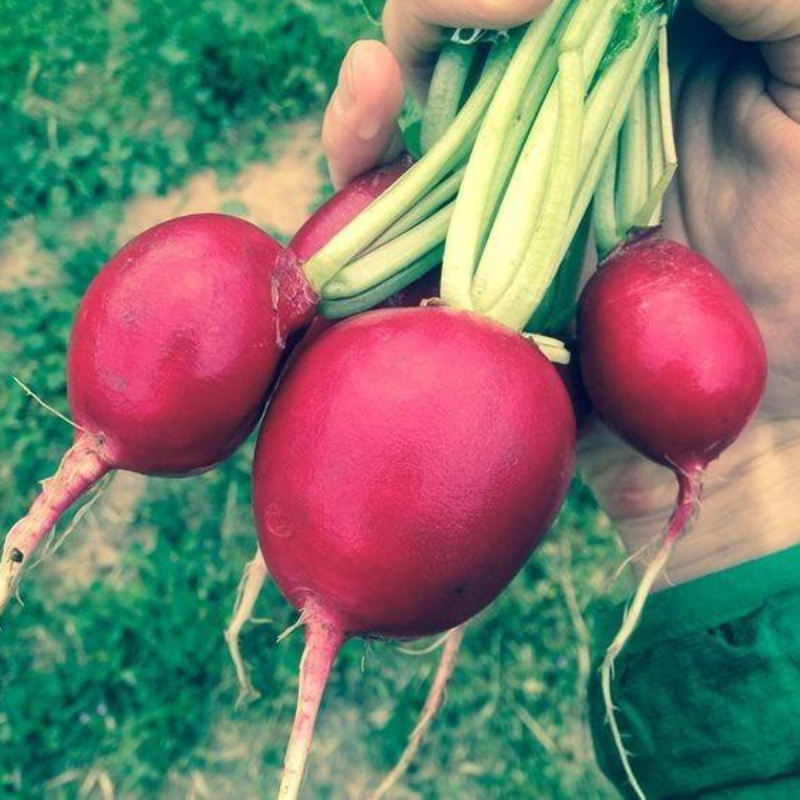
[601,468,702,800]
[370,624,467,800]
[0,433,109,619]
[279,609,344,800]
[225,549,269,707]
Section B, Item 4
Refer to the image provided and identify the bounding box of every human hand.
[322,1,800,585]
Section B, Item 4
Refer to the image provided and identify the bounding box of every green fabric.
[589,545,800,799]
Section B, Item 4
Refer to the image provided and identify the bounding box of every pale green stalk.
[484,51,585,330]
[323,205,452,299]
[470,0,621,311]
[421,44,478,154]
[302,41,515,293]
[440,0,573,310]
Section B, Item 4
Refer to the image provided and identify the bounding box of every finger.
[692,1,800,118]
[692,1,800,42]
[383,0,554,95]
[322,40,406,189]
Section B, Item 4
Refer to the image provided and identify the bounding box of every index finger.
[382,0,554,95]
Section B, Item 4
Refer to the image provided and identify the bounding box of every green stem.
[487,14,661,331]
[485,50,585,331]
[561,18,661,265]
[319,248,443,319]
[302,39,516,294]
[421,44,478,155]
[527,210,591,335]
[470,0,620,312]
[592,139,621,257]
[485,25,571,241]
[645,54,665,213]
[634,21,677,227]
[440,0,573,310]
[371,167,463,249]
[322,204,452,299]
[615,77,649,231]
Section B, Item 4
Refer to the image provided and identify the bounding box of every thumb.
[322,40,406,189]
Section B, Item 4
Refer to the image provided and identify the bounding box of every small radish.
[578,236,767,798]
[253,306,576,797]
[0,214,304,616]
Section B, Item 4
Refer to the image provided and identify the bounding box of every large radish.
[253,306,576,797]
[0,214,301,615]
[578,236,767,798]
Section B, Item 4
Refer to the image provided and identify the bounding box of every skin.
[322,0,800,586]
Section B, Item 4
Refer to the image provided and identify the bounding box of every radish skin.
[578,237,767,798]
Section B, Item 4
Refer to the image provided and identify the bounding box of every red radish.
[578,236,767,798]
[253,306,576,797]
[0,214,306,616]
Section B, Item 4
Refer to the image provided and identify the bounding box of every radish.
[578,236,767,798]
[253,306,576,797]
[0,213,304,616]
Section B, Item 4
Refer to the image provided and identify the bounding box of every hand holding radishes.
[322,0,798,795]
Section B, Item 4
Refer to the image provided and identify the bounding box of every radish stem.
[615,77,649,231]
[485,50,585,331]
[635,22,677,227]
[441,0,573,309]
[319,247,443,318]
[302,40,516,293]
[562,18,661,266]
[470,0,619,311]
[421,44,478,155]
[593,141,621,257]
[323,204,452,299]
[372,167,464,249]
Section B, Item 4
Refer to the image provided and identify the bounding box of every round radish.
[253,306,576,797]
[578,236,767,798]
[0,214,308,615]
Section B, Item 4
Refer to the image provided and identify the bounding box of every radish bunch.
[2,1,769,798]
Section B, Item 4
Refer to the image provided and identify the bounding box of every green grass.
[0,1,626,796]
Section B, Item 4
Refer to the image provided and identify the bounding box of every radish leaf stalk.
[420,44,479,155]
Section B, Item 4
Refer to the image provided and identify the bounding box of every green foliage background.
[0,1,625,796]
